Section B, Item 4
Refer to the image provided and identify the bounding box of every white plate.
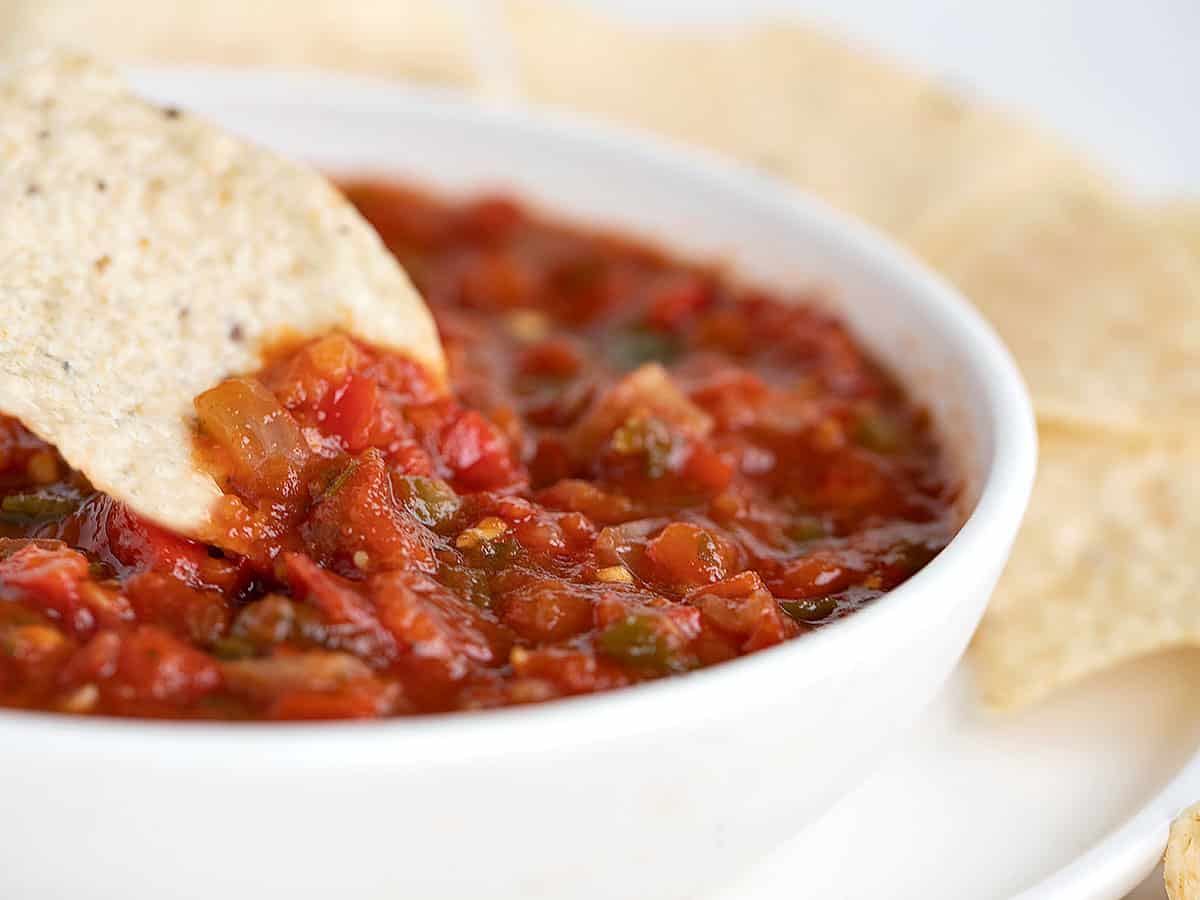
[719,650,1200,899]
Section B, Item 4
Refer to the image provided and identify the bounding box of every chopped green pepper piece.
[320,457,361,501]
[855,412,901,453]
[393,475,461,530]
[0,489,79,523]
[210,635,258,660]
[597,615,677,673]
[610,328,681,369]
[436,563,492,608]
[785,516,827,544]
[780,596,839,623]
[611,416,675,478]
[898,541,940,573]
[466,535,518,570]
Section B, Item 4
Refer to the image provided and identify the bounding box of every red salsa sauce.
[0,181,958,720]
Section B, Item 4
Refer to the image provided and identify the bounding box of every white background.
[571,2,1197,897]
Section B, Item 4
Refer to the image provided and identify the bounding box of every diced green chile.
[0,489,79,523]
[393,475,461,529]
[610,328,681,369]
[436,562,492,608]
[210,635,258,660]
[784,516,828,544]
[780,596,839,623]
[610,416,675,478]
[855,411,901,453]
[597,615,678,673]
[320,456,362,501]
[460,535,520,571]
[781,585,887,624]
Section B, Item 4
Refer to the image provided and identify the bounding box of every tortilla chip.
[498,0,1078,238]
[1167,801,1200,900]
[0,52,443,542]
[1158,202,1200,258]
[0,0,478,87]
[973,428,1200,709]
[911,177,1200,432]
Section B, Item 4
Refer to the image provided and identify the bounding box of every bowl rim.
[0,66,1037,763]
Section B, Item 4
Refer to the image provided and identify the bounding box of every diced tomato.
[769,551,860,601]
[114,626,221,704]
[516,338,584,380]
[458,196,523,242]
[501,579,594,643]
[645,273,711,330]
[372,570,508,687]
[370,353,443,407]
[320,374,380,452]
[386,433,438,478]
[301,450,437,576]
[818,451,889,510]
[285,554,372,627]
[0,603,74,700]
[272,333,360,409]
[460,250,537,311]
[59,630,121,687]
[687,369,770,430]
[687,571,800,653]
[644,522,737,589]
[0,543,92,635]
[537,479,638,525]
[680,443,735,494]
[435,408,525,492]
[283,553,396,665]
[222,651,376,703]
[510,646,632,696]
[343,181,454,251]
[267,683,398,720]
[125,572,230,645]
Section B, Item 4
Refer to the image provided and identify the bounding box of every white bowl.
[0,68,1037,900]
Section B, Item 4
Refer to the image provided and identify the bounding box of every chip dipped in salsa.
[0,181,959,720]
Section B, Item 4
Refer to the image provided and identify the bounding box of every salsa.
[0,181,958,720]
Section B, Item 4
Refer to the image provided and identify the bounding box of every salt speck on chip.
[0,51,444,542]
